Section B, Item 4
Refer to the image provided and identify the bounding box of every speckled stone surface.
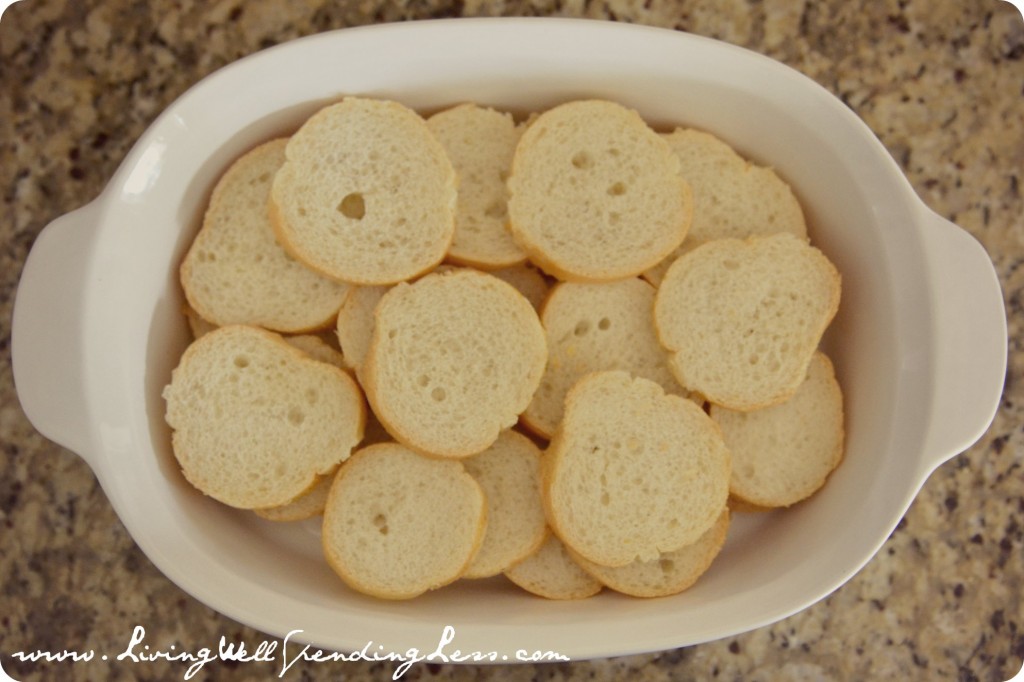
[1,0,1022,680]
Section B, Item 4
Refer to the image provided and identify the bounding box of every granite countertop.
[1,0,1021,680]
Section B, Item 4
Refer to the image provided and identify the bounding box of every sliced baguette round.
[570,509,730,598]
[183,303,217,340]
[460,430,547,578]
[728,496,774,514]
[711,352,844,508]
[362,269,547,458]
[321,442,487,599]
[544,371,731,567]
[507,99,692,281]
[335,285,390,379]
[488,262,550,312]
[269,97,457,285]
[253,471,335,522]
[180,138,349,332]
[332,266,544,383]
[522,277,683,439]
[653,233,841,411]
[643,128,807,286]
[185,312,346,370]
[162,325,366,509]
[284,334,347,369]
[426,103,528,269]
[504,532,602,600]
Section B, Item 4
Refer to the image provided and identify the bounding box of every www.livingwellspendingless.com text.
[5,624,569,680]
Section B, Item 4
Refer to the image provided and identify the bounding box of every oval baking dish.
[11,18,1006,660]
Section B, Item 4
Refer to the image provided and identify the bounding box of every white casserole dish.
[11,18,1007,660]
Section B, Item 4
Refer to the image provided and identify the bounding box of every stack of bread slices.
[164,96,843,601]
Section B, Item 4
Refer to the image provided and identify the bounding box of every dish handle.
[12,202,102,469]
[918,208,1007,474]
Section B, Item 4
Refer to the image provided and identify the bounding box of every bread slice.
[544,371,730,567]
[269,97,457,285]
[335,285,389,379]
[185,308,346,370]
[522,277,684,439]
[252,336,347,521]
[488,262,549,312]
[711,352,844,508]
[284,334,347,368]
[162,325,366,509]
[507,99,692,281]
[253,471,335,522]
[332,265,541,382]
[431,262,549,309]
[643,128,807,286]
[426,103,528,269]
[321,442,487,599]
[184,307,347,370]
[504,532,602,600]
[362,269,547,458]
[183,304,217,340]
[570,509,730,598]
[180,139,349,332]
[653,233,841,411]
[251,334,355,522]
[460,430,547,578]
[728,496,774,514]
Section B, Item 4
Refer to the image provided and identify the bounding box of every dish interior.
[78,23,935,656]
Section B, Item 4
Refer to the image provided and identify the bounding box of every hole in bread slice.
[571,151,593,169]
[338,192,366,220]
[607,181,627,196]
